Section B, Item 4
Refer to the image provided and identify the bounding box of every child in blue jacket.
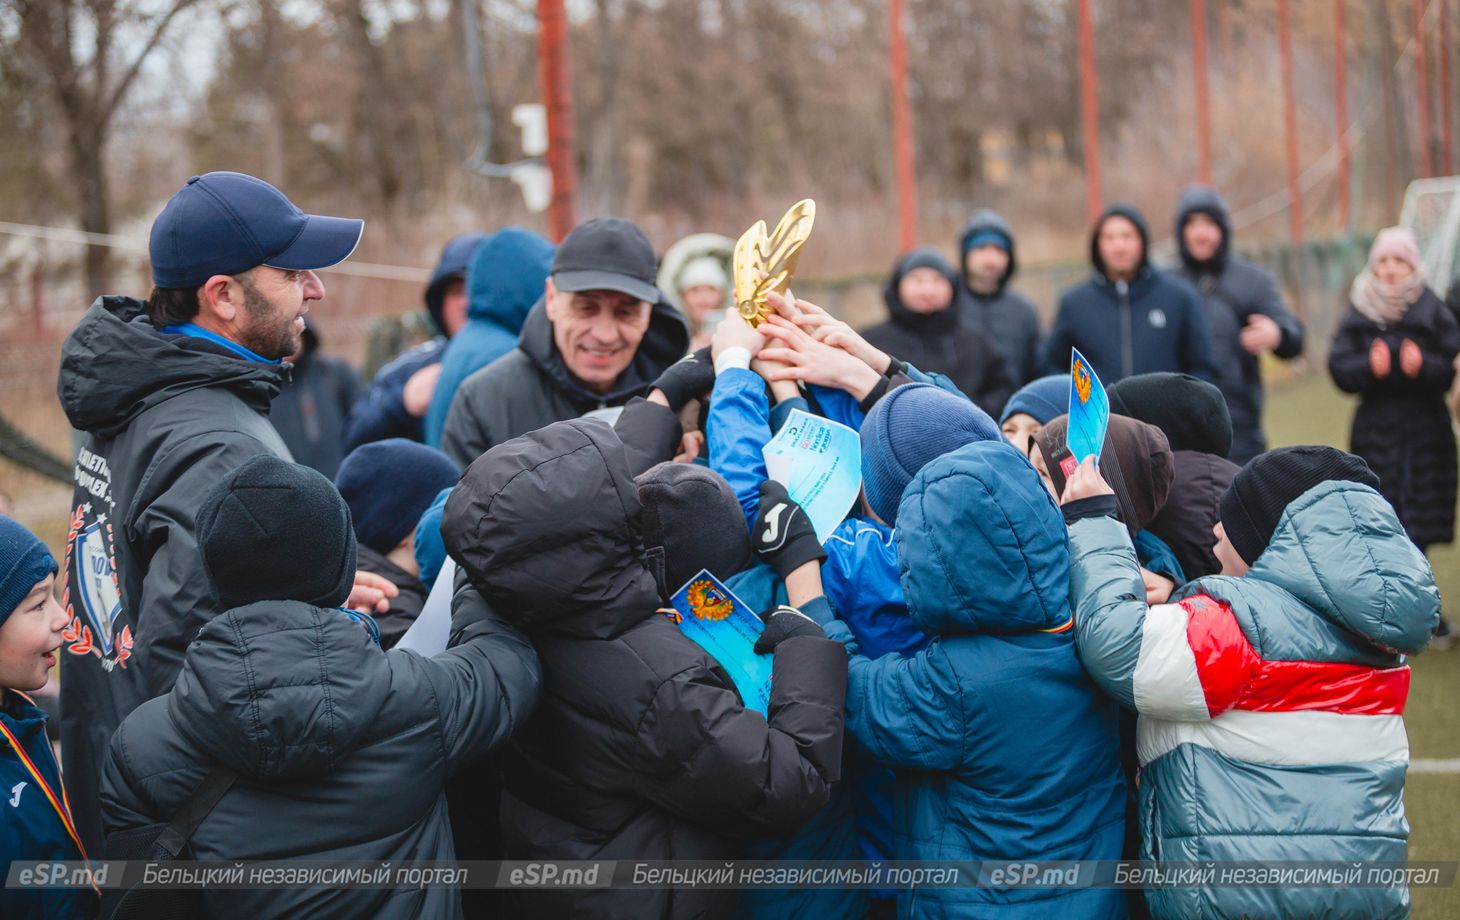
[0,517,96,919]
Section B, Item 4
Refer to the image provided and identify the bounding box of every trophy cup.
[732,199,816,328]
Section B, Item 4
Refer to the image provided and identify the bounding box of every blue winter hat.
[336,439,462,555]
[413,486,453,592]
[861,384,1002,527]
[150,172,364,289]
[1000,374,1070,425]
[962,228,1011,254]
[0,517,57,628]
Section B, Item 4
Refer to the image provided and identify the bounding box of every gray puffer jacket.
[100,581,541,919]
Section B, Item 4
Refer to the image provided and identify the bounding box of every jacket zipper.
[1117,280,1133,378]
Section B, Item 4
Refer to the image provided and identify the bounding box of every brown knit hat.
[1036,414,1174,535]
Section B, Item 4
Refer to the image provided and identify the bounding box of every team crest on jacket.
[62,446,133,670]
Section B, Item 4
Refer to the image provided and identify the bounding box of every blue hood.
[465,227,555,333]
[896,440,1070,635]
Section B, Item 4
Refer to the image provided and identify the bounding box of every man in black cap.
[56,171,372,852]
[439,217,690,467]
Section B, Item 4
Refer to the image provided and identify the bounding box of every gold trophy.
[732,199,816,328]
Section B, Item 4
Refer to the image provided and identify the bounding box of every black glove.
[651,347,715,411]
[752,480,827,577]
[753,604,826,654]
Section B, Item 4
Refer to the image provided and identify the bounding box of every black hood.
[168,600,392,779]
[58,296,287,438]
[442,419,662,640]
[516,295,690,410]
[883,246,961,333]
[958,209,1018,294]
[1089,203,1150,281]
[1174,185,1232,273]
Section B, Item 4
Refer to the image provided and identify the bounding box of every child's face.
[1212,522,1250,577]
[1001,413,1042,458]
[0,574,67,692]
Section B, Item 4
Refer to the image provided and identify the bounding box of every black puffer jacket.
[1146,449,1240,580]
[99,583,541,919]
[56,295,293,852]
[1172,187,1304,464]
[862,247,1015,416]
[443,420,847,920]
[439,297,689,467]
[1329,286,1460,549]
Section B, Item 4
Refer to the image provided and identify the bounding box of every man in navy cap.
[54,171,371,852]
[439,217,689,466]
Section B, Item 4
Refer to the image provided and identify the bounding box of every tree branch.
[98,0,202,125]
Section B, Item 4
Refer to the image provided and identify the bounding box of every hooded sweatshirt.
[957,210,1046,386]
[1172,187,1304,464]
[424,228,555,448]
[439,297,690,467]
[862,247,1015,416]
[1044,204,1219,385]
[100,586,540,919]
[443,419,846,920]
[56,295,292,853]
[814,441,1127,920]
[1068,480,1439,919]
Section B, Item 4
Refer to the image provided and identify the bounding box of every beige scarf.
[1349,268,1424,325]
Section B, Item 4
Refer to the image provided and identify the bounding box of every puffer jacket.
[1068,480,1441,920]
[442,419,846,920]
[957,210,1045,386]
[99,583,542,919]
[57,296,292,852]
[817,441,1128,919]
[424,228,555,448]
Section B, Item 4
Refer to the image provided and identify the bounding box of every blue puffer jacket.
[1068,480,1440,920]
[424,228,555,447]
[340,338,446,452]
[818,441,1128,919]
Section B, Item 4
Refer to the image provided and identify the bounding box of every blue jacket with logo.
[1,691,96,919]
[816,442,1128,919]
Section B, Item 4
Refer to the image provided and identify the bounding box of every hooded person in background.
[100,455,541,920]
[1329,227,1460,647]
[444,419,845,920]
[56,171,374,854]
[1044,204,1218,385]
[1172,187,1304,464]
[957,210,1044,386]
[340,231,487,452]
[335,439,462,648]
[440,218,690,467]
[268,316,364,479]
[658,233,735,351]
[423,228,556,448]
[861,247,1014,415]
[1109,372,1241,580]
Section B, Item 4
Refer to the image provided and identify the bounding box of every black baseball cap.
[550,217,661,303]
[149,172,364,289]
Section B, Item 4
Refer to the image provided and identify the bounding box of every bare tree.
[13,0,202,294]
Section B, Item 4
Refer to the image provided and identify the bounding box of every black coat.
[862,248,1015,417]
[443,420,847,920]
[1329,287,1460,549]
[56,296,293,852]
[1173,187,1305,465]
[439,297,690,467]
[957,209,1045,386]
[353,543,428,650]
[1146,449,1240,580]
[99,588,541,919]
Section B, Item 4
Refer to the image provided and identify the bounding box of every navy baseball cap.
[149,172,365,289]
[550,217,661,303]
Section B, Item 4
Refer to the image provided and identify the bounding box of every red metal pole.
[888,0,918,252]
[1078,0,1102,225]
[1335,0,1350,228]
[1442,0,1454,173]
[1415,0,1434,178]
[1191,0,1212,185]
[537,0,578,241]
[1278,0,1303,245]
